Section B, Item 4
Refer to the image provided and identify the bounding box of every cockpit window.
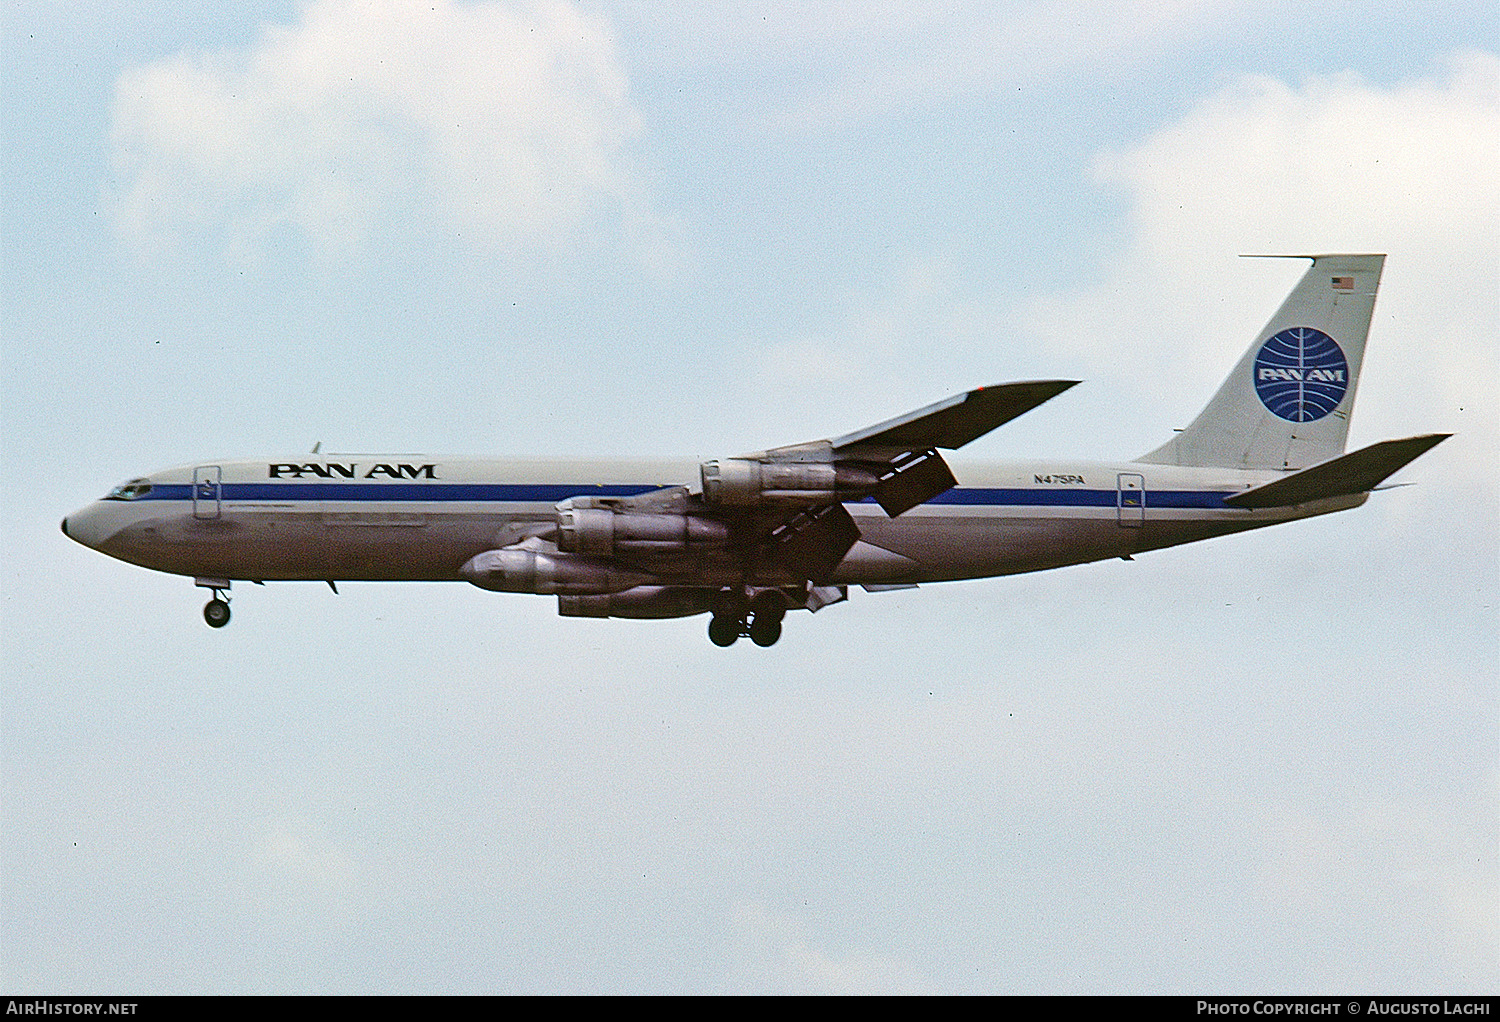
[104,479,153,501]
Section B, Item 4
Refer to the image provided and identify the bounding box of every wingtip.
[974,379,1081,393]
[1407,431,1454,447]
[1239,252,1388,260]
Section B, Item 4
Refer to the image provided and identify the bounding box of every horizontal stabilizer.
[1223,433,1450,509]
[834,380,1078,455]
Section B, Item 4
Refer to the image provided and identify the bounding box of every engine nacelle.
[557,586,716,620]
[700,459,880,506]
[556,506,729,556]
[460,548,652,595]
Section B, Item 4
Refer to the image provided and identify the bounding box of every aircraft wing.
[832,380,1081,456]
[825,380,1079,519]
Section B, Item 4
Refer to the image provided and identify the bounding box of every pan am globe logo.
[1253,327,1349,422]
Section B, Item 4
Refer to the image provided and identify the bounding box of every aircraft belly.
[851,510,1129,581]
[848,506,1279,582]
[103,508,519,581]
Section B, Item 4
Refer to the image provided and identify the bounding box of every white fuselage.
[62,455,1363,588]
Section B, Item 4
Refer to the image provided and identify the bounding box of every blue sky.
[4,1,1496,993]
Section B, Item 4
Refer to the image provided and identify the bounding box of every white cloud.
[241,818,361,928]
[729,901,935,994]
[107,0,643,257]
[743,258,1016,422]
[1021,51,1500,463]
[620,1,1274,118]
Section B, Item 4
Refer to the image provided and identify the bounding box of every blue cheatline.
[136,482,1235,510]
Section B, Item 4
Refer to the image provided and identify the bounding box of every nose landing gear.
[203,597,231,628]
[195,577,232,628]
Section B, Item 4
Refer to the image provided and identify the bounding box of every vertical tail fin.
[1138,254,1385,470]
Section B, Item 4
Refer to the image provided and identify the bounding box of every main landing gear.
[196,577,231,628]
[708,588,787,648]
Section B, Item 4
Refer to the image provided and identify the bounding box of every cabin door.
[1116,473,1145,527]
[193,465,222,519]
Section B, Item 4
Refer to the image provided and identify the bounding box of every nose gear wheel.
[203,598,231,628]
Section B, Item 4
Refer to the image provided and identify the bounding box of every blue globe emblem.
[1253,327,1349,422]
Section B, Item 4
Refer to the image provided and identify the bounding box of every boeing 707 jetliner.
[63,254,1448,646]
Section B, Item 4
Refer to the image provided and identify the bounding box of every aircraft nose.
[61,503,119,551]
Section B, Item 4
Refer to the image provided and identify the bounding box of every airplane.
[62,253,1449,647]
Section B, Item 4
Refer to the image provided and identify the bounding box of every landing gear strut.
[747,589,786,647]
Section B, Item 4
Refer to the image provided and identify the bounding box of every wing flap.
[768,502,862,581]
[872,449,959,516]
[1223,433,1450,509]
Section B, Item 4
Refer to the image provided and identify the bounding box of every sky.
[3,0,1496,994]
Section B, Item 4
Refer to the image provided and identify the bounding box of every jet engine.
[556,506,728,556]
[557,586,715,619]
[460,548,652,595]
[699,459,879,506]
